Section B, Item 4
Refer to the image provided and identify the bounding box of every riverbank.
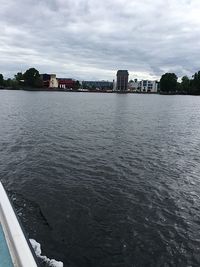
[1,87,199,95]
[0,87,158,94]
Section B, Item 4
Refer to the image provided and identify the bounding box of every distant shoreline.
[0,87,198,95]
[0,87,157,93]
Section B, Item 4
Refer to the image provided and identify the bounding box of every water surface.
[0,91,200,266]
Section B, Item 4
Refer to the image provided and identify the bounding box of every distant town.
[0,69,159,93]
[1,68,200,95]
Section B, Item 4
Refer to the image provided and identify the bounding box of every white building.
[139,80,158,93]
[128,79,158,93]
[49,74,58,88]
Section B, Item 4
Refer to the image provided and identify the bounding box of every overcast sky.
[1,0,200,81]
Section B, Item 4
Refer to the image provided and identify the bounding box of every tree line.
[160,71,200,95]
[0,68,42,89]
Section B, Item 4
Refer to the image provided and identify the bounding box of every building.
[128,79,159,93]
[49,74,58,88]
[41,74,51,87]
[116,70,129,92]
[41,74,58,88]
[58,78,76,89]
[138,80,158,93]
[82,81,113,91]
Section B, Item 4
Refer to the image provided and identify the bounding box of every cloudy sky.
[1,0,200,81]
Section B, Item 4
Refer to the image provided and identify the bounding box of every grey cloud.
[1,0,200,80]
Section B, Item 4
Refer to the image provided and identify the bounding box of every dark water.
[1,91,200,267]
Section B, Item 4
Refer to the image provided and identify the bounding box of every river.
[0,91,200,266]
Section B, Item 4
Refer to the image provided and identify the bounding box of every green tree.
[176,82,181,93]
[34,76,43,88]
[13,72,24,88]
[0,74,4,86]
[23,68,40,87]
[75,80,80,90]
[191,71,200,95]
[5,78,12,87]
[2,78,19,89]
[180,76,190,93]
[160,73,178,93]
[15,72,24,82]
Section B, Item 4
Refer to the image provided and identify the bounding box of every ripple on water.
[1,92,200,266]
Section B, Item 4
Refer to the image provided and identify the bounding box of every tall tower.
[116,70,129,92]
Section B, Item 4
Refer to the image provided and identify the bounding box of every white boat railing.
[0,182,38,267]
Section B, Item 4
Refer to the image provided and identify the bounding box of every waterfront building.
[41,74,51,87]
[58,78,76,89]
[116,70,129,92]
[49,74,58,88]
[82,81,113,91]
[128,79,159,93]
[41,74,58,88]
[138,80,158,93]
